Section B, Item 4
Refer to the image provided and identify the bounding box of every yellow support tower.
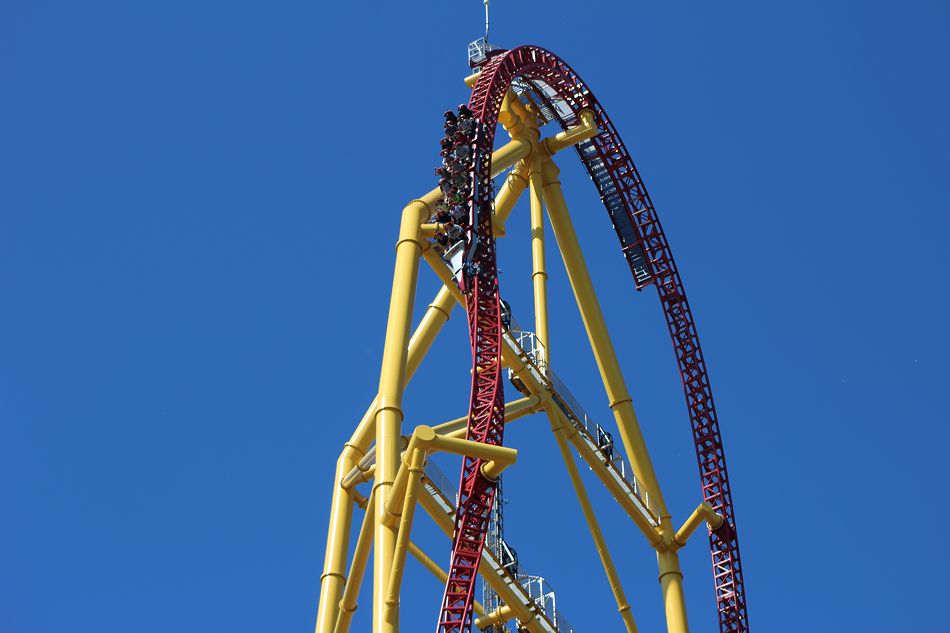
[315,44,748,633]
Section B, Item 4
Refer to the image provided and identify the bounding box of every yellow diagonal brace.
[341,395,540,493]
[548,407,639,633]
[422,248,662,546]
[540,155,669,519]
[384,447,426,618]
[332,491,375,633]
[433,394,541,438]
[384,427,517,524]
[407,542,486,617]
[673,502,724,549]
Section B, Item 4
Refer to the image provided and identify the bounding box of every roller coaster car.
[500,300,511,329]
[442,238,466,283]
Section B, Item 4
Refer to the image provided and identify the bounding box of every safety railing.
[420,460,575,633]
[515,574,579,633]
[508,329,548,375]
[503,312,656,519]
[423,458,459,508]
[546,372,651,514]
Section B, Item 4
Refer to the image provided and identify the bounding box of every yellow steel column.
[347,285,455,463]
[492,160,529,235]
[319,101,567,632]
[315,447,361,633]
[657,549,689,633]
[541,156,690,633]
[372,199,428,633]
[547,407,640,633]
[384,447,426,620]
[344,134,531,458]
[493,87,538,235]
[408,286,455,377]
[333,492,375,633]
[424,246,664,541]
[528,154,550,362]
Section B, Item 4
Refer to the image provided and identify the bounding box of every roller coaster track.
[438,46,747,633]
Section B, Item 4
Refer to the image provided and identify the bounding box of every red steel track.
[438,46,748,633]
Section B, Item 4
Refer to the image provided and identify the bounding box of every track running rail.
[438,45,748,633]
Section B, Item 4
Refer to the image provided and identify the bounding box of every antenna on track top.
[467,0,494,68]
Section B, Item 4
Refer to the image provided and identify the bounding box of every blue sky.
[2,1,949,632]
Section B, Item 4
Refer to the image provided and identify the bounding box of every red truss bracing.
[435,51,509,633]
[437,46,748,633]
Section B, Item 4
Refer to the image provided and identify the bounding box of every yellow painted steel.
[425,247,662,545]
[423,427,517,480]
[315,449,361,633]
[528,153,550,362]
[320,257,455,633]
[673,502,724,549]
[384,447,426,618]
[433,394,541,437]
[420,222,445,237]
[657,549,689,633]
[542,156,693,633]
[383,430,431,524]
[493,87,538,234]
[407,542,487,618]
[339,287,456,493]
[409,286,457,377]
[556,407,661,546]
[474,604,515,629]
[540,156,670,519]
[382,426,516,527]
[345,133,533,460]
[408,540,449,582]
[342,395,540,494]
[332,491,375,633]
[492,160,529,235]
[372,199,428,633]
[541,109,599,156]
[316,78,709,632]
[548,408,640,633]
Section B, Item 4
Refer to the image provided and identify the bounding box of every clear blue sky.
[2,2,948,632]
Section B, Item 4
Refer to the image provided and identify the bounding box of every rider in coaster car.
[450,204,467,222]
[445,224,464,243]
